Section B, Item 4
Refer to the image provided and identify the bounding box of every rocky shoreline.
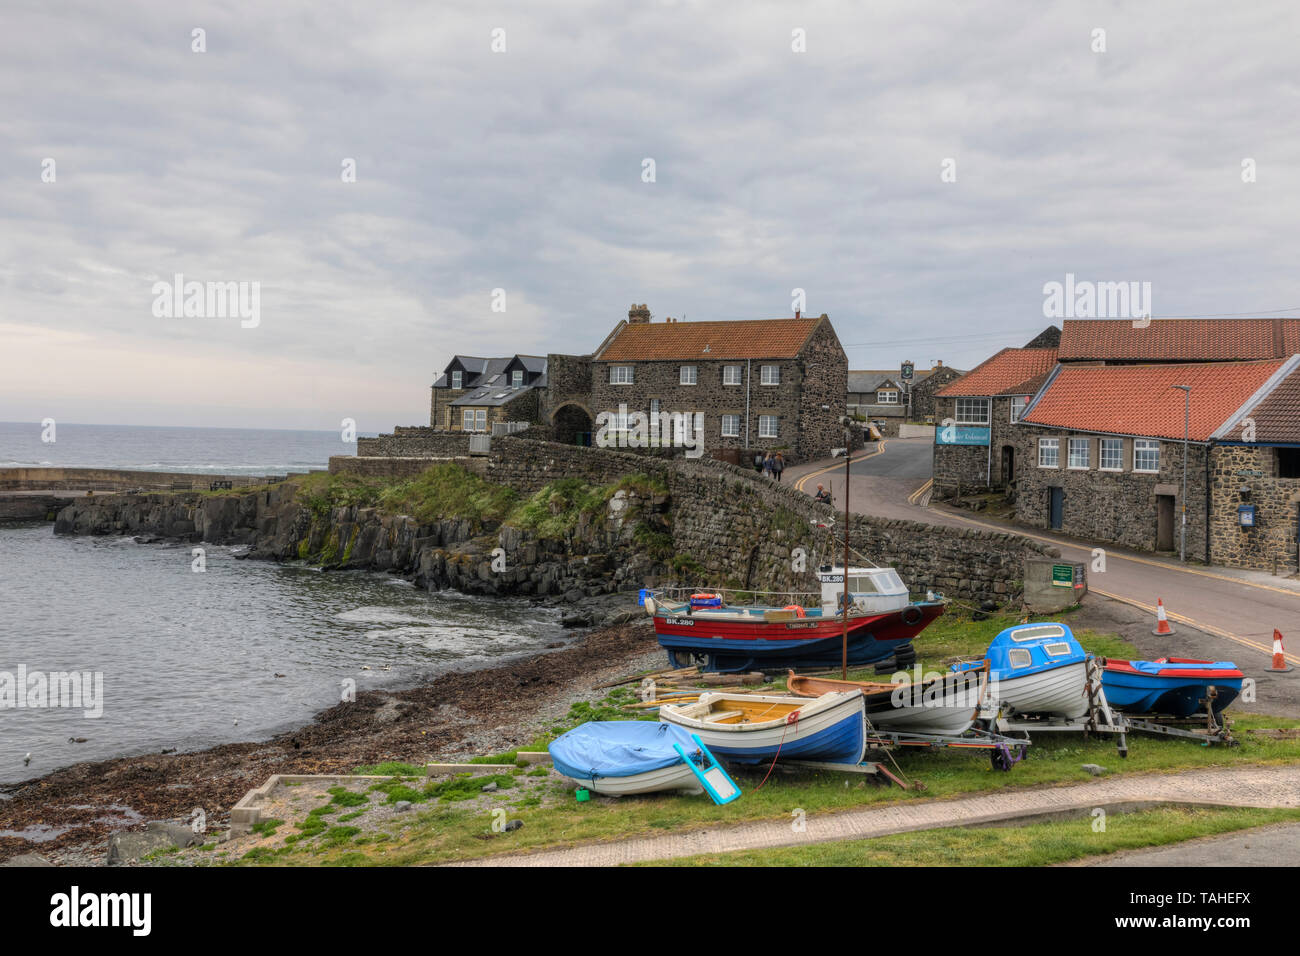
[0,615,662,866]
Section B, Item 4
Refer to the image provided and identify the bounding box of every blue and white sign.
[935,426,991,446]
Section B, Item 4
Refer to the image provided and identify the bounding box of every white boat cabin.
[818,566,910,615]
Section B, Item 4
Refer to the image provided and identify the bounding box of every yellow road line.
[1091,587,1300,665]
[792,442,886,494]
[907,477,933,505]
[936,509,1300,602]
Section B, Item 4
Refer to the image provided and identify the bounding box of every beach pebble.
[504,820,523,832]
[481,782,499,793]
[393,801,413,813]
[1081,763,1107,776]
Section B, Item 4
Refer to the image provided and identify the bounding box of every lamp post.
[1172,385,1190,563]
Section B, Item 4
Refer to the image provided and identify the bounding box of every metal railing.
[648,585,823,609]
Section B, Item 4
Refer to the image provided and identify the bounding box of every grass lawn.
[217,607,1300,867]
[639,806,1300,867]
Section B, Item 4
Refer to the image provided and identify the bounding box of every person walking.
[752,450,764,473]
[762,451,773,478]
[772,452,785,483]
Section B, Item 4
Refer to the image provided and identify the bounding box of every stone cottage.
[544,305,848,463]
[429,354,547,432]
[931,346,1059,496]
[1014,356,1298,566]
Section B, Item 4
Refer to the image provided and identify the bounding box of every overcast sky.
[2,1,1298,431]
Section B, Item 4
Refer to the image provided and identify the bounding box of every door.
[1156,495,1175,551]
[1048,487,1064,530]
[1001,445,1015,485]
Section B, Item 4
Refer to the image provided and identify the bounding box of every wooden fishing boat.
[1101,658,1244,717]
[646,565,944,673]
[951,622,1090,719]
[658,690,866,764]
[786,667,987,736]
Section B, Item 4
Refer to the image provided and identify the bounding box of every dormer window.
[451,371,462,389]
[511,370,523,387]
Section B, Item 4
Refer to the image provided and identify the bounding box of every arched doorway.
[551,403,594,446]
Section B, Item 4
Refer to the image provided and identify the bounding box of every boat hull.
[1102,660,1243,717]
[554,761,704,796]
[787,670,986,736]
[659,691,867,764]
[654,602,944,672]
[989,659,1090,718]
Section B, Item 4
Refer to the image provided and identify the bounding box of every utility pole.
[841,417,851,678]
[1172,385,1190,563]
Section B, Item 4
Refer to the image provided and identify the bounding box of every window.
[511,370,523,387]
[1007,649,1033,669]
[1278,448,1300,479]
[955,398,989,425]
[723,366,742,385]
[1044,642,1073,657]
[759,415,779,438]
[878,390,899,405]
[1068,438,1090,469]
[680,366,697,385]
[607,409,630,432]
[760,365,780,385]
[451,371,462,389]
[610,365,634,385]
[721,414,740,437]
[1100,438,1122,471]
[462,408,487,432]
[1038,438,1059,468]
[649,398,660,417]
[1010,624,1065,642]
[1134,439,1160,473]
[1010,396,1027,423]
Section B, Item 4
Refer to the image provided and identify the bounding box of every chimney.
[628,304,651,325]
[795,310,801,319]
[935,359,943,367]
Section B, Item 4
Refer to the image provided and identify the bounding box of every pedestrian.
[814,483,832,505]
[753,450,764,473]
[772,452,785,483]
[762,451,773,477]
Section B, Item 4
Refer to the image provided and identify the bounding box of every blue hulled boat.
[951,622,1091,718]
[1101,658,1244,717]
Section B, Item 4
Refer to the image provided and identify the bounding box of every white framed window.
[878,390,899,404]
[1010,396,1027,423]
[462,408,487,432]
[723,365,742,385]
[1100,438,1122,471]
[758,415,779,438]
[721,414,740,437]
[608,409,630,432]
[511,370,523,387]
[1068,438,1090,470]
[680,366,697,385]
[649,398,660,417]
[1007,648,1033,669]
[1038,437,1059,468]
[760,365,780,385]
[451,371,462,389]
[955,398,989,425]
[1134,439,1160,473]
[610,365,634,385]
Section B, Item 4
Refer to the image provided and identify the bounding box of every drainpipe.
[745,358,752,448]
[1204,440,1212,563]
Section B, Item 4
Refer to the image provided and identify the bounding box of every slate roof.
[936,348,1059,397]
[596,317,822,361]
[434,355,546,388]
[1020,359,1288,442]
[1058,319,1300,362]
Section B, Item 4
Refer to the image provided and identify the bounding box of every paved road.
[786,440,1300,685]
[450,765,1300,867]
[1079,821,1300,867]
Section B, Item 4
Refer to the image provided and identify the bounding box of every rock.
[106,830,178,866]
[979,600,998,612]
[481,782,499,793]
[1081,763,1107,776]
[503,819,523,832]
[145,821,203,848]
[393,801,413,813]
[0,853,53,867]
[560,611,593,628]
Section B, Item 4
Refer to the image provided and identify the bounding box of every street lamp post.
[1172,385,1190,563]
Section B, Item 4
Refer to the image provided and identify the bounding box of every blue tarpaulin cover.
[548,721,699,779]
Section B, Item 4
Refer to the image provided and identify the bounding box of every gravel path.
[449,764,1300,867]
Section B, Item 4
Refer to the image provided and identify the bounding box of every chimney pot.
[628,304,651,325]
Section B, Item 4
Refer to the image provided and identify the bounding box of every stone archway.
[551,402,594,446]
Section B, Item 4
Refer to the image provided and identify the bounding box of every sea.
[0,423,571,787]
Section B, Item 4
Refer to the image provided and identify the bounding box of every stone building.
[906,361,965,422]
[544,306,848,463]
[1014,357,1296,565]
[847,370,908,427]
[429,355,547,432]
[931,347,1058,495]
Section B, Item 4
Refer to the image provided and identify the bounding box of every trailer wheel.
[990,746,1018,772]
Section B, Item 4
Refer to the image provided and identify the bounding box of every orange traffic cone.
[1268,629,1293,673]
[1151,598,1175,636]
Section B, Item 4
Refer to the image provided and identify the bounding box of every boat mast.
[842,422,850,679]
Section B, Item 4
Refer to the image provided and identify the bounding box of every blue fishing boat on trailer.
[644,565,944,673]
[952,622,1091,718]
[1101,658,1244,717]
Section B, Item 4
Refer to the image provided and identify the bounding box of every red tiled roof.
[1058,319,1300,362]
[1020,360,1287,441]
[597,317,822,361]
[935,348,1058,397]
[1224,365,1300,443]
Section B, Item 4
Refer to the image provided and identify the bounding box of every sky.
[2,1,1298,431]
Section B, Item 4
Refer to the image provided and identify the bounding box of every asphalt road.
[1081,821,1300,867]
[786,438,1300,716]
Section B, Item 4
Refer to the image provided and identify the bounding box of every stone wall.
[0,467,287,492]
[1014,425,1210,561]
[355,432,472,458]
[1209,445,1300,572]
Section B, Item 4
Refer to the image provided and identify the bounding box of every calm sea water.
[0,421,361,475]
[0,422,569,787]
